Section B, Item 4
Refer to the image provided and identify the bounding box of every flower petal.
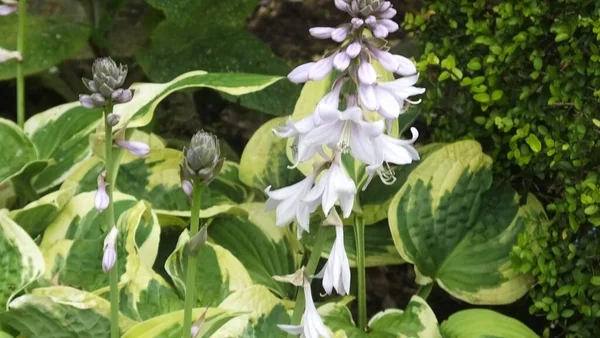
[309,27,334,39]
[288,62,316,83]
[358,83,379,111]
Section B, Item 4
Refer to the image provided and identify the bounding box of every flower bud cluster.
[79,57,132,109]
[180,131,224,190]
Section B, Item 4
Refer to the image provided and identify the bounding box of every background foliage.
[405,0,600,336]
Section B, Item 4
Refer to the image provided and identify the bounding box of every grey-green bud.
[106,113,120,127]
[91,57,128,99]
[358,0,382,16]
[188,225,209,257]
[181,131,224,184]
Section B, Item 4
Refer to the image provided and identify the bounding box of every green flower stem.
[288,224,329,337]
[16,0,27,128]
[104,104,119,338]
[183,183,202,338]
[354,215,367,330]
[416,283,433,300]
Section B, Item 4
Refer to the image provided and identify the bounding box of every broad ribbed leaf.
[440,309,538,338]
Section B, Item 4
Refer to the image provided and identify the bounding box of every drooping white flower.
[278,282,331,338]
[303,153,356,218]
[0,47,21,62]
[319,210,351,296]
[296,104,383,165]
[364,127,420,188]
[0,1,17,16]
[115,139,150,156]
[102,226,118,273]
[265,173,318,233]
[374,74,426,119]
[95,171,109,212]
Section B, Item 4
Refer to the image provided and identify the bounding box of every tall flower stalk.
[14,0,25,128]
[180,131,224,338]
[266,0,425,334]
[79,57,142,338]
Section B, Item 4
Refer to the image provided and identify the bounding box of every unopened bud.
[188,225,209,256]
[106,113,120,127]
[111,88,133,104]
[358,0,384,16]
[190,306,210,338]
[0,3,17,16]
[102,226,119,273]
[91,57,128,99]
[95,172,109,212]
[182,131,224,184]
[115,139,150,157]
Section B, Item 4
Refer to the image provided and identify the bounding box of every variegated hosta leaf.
[359,143,444,226]
[8,188,74,237]
[0,286,137,337]
[24,71,282,192]
[440,309,538,338]
[165,231,253,306]
[208,203,299,299]
[388,140,546,304]
[62,150,248,220]
[216,285,290,338]
[38,192,161,291]
[239,117,304,191]
[0,330,11,338]
[122,307,241,338]
[24,103,104,192]
[0,118,38,185]
[322,296,441,337]
[302,218,403,268]
[285,60,396,181]
[0,213,45,311]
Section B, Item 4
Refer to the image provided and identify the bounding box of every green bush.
[404,0,600,336]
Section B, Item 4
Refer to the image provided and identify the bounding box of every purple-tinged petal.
[115,139,150,156]
[331,25,350,42]
[358,60,377,85]
[309,27,334,39]
[379,8,397,19]
[334,0,348,11]
[333,52,351,71]
[365,15,376,26]
[113,89,133,104]
[79,95,95,109]
[102,226,118,273]
[378,1,392,12]
[351,17,364,28]
[358,83,379,111]
[288,62,315,83]
[378,19,399,32]
[0,4,16,15]
[372,24,389,38]
[182,180,193,196]
[372,48,399,72]
[308,55,335,81]
[393,55,417,75]
[345,41,362,58]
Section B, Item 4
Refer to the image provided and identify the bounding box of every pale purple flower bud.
[351,1,359,14]
[308,54,335,81]
[331,25,350,43]
[358,59,377,85]
[182,179,193,196]
[372,24,389,38]
[115,139,150,156]
[378,19,399,32]
[112,88,133,104]
[288,62,316,83]
[351,18,364,29]
[102,226,118,273]
[379,8,397,19]
[81,78,97,92]
[334,0,348,11]
[371,48,399,73]
[79,95,95,109]
[346,42,362,58]
[394,55,417,76]
[333,52,351,71]
[309,27,334,39]
[106,113,120,127]
[378,1,392,12]
[0,4,16,15]
[365,16,377,26]
[95,172,109,212]
[359,83,379,111]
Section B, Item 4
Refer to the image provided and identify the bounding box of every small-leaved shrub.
[404,0,600,336]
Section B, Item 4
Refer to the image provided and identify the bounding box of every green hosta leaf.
[24,71,280,191]
[303,219,403,268]
[240,117,304,191]
[24,102,103,192]
[360,143,444,225]
[165,231,253,307]
[146,0,256,28]
[122,307,241,338]
[0,286,137,337]
[38,193,161,291]
[217,285,290,337]
[0,118,38,184]
[8,188,74,237]
[0,15,90,80]
[389,140,545,304]
[0,331,11,338]
[62,150,248,220]
[0,213,45,311]
[208,203,299,299]
[440,309,538,338]
[136,23,298,116]
[322,296,440,337]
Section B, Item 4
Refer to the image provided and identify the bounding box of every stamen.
[378,162,397,185]
[338,121,352,153]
